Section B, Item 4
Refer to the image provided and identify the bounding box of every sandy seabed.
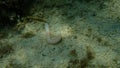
[0,0,120,68]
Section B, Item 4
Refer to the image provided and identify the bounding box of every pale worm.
[45,23,62,44]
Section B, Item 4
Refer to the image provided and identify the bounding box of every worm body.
[45,23,62,44]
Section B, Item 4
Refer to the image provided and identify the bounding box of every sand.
[0,0,120,68]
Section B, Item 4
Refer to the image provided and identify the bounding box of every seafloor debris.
[0,42,14,58]
[21,31,36,38]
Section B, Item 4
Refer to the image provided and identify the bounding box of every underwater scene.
[0,0,120,68]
